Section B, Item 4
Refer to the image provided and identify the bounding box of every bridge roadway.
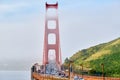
[32,72,68,80]
[31,72,120,80]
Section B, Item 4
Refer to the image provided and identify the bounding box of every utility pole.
[101,63,105,80]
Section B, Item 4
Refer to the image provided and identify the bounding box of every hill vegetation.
[64,38,120,77]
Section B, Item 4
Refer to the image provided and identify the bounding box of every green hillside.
[64,38,120,77]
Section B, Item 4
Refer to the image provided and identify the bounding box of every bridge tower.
[43,2,62,72]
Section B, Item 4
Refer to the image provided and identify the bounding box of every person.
[38,69,41,73]
[31,65,36,73]
[34,63,41,73]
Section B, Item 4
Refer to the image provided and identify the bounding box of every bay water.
[0,71,30,80]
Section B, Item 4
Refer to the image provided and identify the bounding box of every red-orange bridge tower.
[43,2,62,71]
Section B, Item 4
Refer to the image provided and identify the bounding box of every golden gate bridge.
[31,2,66,80]
[31,2,120,80]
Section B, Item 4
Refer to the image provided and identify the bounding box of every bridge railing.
[73,74,120,80]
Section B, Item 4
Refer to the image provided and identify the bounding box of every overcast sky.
[0,0,120,65]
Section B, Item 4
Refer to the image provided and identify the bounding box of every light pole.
[68,60,73,80]
[101,63,105,80]
[80,64,83,78]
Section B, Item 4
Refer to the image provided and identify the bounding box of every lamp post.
[68,60,73,80]
[101,63,105,80]
[80,64,83,78]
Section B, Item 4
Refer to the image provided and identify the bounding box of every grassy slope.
[68,38,120,77]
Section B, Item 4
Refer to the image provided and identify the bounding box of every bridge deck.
[32,72,69,80]
[31,72,120,80]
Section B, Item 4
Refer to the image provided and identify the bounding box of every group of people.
[31,63,44,74]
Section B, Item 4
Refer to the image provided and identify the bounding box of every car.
[60,74,65,77]
[65,75,69,78]
[79,77,84,80]
[51,72,56,75]
[74,76,79,80]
